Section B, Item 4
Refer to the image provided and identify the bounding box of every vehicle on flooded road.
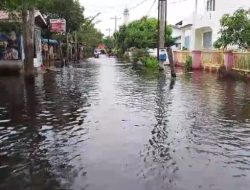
[94,49,101,58]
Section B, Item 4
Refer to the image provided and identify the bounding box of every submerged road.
[1,55,250,190]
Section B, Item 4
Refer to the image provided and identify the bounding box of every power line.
[112,0,190,31]
[168,0,189,5]
[106,28,112,37]
[147,0,157,16]
[129,0,151,12]
[110,16,121,32]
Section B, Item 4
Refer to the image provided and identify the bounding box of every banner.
[50,19,66,33]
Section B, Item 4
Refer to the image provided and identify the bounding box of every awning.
[42,38,59,46]
[0,34,8,41]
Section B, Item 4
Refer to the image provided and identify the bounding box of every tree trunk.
[167,47,176,78]
[75,32,78,63]
[22,8,35,76]
[59,43,64,67]
[66,33,69,63]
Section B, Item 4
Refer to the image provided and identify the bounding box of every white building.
[177,0,250,50]
[123,8,129,26]
[170,25,182,50]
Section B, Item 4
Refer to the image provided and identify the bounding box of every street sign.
[50,19,66,33]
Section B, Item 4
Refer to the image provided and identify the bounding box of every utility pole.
[158,0,166,50]
[158,0,176,77]
[106,28,111,37]
[111,16,121,32]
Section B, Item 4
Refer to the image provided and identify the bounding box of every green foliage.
[0,0,85,33]
[214,9,250,49]
[77,23,103,50]
[132,48,149,63]
[184,56,192,71]
[37,0,85,32]
[102,37,115,51]
[0,0,103,59]
[0,22,21,33]
[131,48,158,68]
[142,56,158,69]
[114,17,174,53]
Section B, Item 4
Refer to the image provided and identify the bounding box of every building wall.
[187,0,250,50]
[172,27,181,38]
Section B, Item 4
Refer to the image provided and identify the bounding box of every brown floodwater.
[1,55,250,190]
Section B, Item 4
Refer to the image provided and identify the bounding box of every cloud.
[80,0,195,36]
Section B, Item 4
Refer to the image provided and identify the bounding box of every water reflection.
[1,59,250,190]
[137,73,179,190]
[0,62,99,190]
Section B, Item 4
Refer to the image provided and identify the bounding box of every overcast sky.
[79,0,197,36]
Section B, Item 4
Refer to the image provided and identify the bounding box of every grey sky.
[79,0,196,36]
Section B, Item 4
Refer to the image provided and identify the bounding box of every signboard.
[50,19,66,33]
[0,11,9,20]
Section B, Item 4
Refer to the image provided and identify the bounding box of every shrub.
[142,56,159,69]
[132,49,149,63]
[184,56,192,71]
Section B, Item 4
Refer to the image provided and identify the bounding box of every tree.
[37,0,85,33]
[114,17,174,53]
[0,0,47,76]
[77,22,103,57]
[102,37,115,51]
[37,0,85,62]
[1,0,87,71]
[214,9,250,50]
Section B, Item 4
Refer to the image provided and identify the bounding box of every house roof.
[180,24,193,29]
[0,10,47,28]
[175,19,193,29]
[35,11,47,28]
[169,24,181,30]
[175,20,183,26]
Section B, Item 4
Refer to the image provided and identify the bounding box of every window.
[184,36,190,50]
[207,0,215,11]
[203,31,212,49]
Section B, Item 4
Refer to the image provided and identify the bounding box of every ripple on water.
[1,63,250,190]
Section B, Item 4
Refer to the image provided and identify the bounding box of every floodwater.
[1,55,250,190]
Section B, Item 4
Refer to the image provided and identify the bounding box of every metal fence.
[201,51,224,70]
[233,52,250,72]
[173,50,250,73]
[173,51,192,67]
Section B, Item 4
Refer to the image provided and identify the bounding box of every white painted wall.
[182,0,250,50]
[123,9,129,26]
[171,27,181,38]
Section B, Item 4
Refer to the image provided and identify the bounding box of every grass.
[184,56,192,72]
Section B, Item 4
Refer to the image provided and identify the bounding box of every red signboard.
[50,19,66,33]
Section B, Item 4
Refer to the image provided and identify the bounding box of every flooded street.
[1,56,250,190]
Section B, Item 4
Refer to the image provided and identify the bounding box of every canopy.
[0,34,8,41]
[42,38,59,46]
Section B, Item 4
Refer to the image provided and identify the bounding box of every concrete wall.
[182,0,250,50]
[172,27,181,38]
